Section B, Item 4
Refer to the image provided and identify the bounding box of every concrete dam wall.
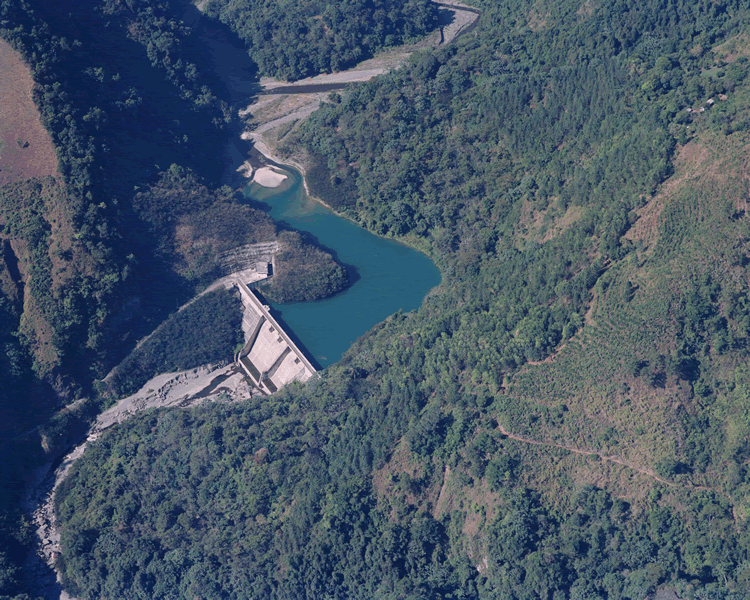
[234,280,315,393]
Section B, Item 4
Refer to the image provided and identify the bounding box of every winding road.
[256,0,482,96]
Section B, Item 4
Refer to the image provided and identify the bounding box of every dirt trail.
[496,423,721,495]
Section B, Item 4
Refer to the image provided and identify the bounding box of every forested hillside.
[203,0,440,80]
[50,0,750,599]
[0,0,350,595]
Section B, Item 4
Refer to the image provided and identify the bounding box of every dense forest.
[6,0,750,598]
[259,230,350,303]
[203,0,440,80]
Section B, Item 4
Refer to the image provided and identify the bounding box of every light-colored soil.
[96,364,256,432]
[236,160,253,178]
[259,65,398,91]
[0,38,59,185]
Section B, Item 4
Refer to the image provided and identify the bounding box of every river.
[244,168,440,368]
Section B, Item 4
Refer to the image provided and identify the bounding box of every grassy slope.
[0,38,58,185]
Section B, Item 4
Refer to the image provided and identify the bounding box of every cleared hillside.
[0,38,58,185]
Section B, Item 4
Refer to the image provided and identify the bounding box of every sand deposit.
[253,165,289,187]
[236,160,254,178]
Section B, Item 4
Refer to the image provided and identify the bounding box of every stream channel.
[244,168,441,368]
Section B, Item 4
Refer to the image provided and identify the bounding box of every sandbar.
[253,165,289,188]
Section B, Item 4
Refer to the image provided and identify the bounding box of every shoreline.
[230,0,483,222]
[241,132,343,216]
[244,135,443,270]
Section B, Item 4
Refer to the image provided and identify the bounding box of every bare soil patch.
[0,38,58,186]
[712,33,750,63]
[542,204,584,242]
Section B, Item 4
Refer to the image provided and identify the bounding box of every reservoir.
[185,1,450,370]
[243,168,441,367]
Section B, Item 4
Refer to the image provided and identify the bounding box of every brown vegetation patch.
[371,441,428,514]
[577,0,596,18]
[542,204,584,242]
[568,455,654,501]
[516,197,542,238]
[625,140,713,253]
[434,466,502,538]
[0,241,22,305]
[373,440,505,544]
[712,33,750,63]
[517,198,585,244]
[0,38,58,185]
[526,5,549,31]
[45,183,86,290]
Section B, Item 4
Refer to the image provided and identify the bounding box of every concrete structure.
[218,242,279,279]
[234,280,315,393]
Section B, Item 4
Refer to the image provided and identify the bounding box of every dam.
[234,279,316,393]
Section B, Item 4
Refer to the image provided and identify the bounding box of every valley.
[3,0,750,598]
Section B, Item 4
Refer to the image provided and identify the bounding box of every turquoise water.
[244,167,440,368]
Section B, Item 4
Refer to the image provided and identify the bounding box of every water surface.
[244,169,440,367]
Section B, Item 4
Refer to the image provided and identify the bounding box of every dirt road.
[238,0,482,167]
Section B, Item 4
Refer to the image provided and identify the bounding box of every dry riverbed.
[239,0,480,163]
